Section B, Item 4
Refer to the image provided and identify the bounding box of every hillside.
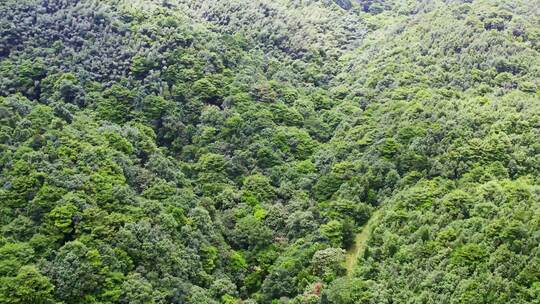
[0,0,539,303]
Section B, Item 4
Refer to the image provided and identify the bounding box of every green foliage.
[310,248,346,282]
[452,244,488,268]
[320,220,343,247]
[0,0,539,303]
[0,243,34,276]
[0,266,54,304]
[323,277,374,304]
[46,203,78,238]
[120,273,155,304]
[231,216,272,250]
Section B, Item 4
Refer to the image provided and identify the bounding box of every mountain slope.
[0,0,539,303]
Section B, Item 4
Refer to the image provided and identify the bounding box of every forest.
[0,0,539,303]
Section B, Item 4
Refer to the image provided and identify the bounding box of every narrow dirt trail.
[345,211,380,276]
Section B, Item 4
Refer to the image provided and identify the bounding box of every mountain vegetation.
[0,0,539,303]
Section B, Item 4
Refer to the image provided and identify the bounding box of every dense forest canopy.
[0,0,539,303]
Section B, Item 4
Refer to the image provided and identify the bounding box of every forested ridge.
[0,0,539,303]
